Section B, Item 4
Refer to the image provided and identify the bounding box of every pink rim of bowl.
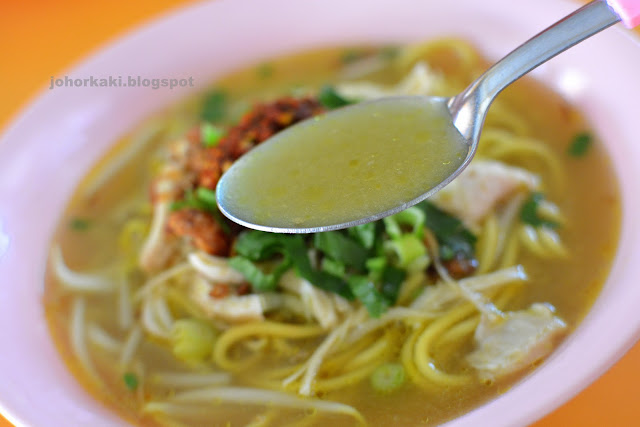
[1,0,639,426]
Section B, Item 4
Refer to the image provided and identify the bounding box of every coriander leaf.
[417,201,477,261]
[520,192,559,228]
[348,275,390,318]
[200,89,227,122]
[234,230,290,261]
[568,132,592,157]
[313,231,367,271]
[232,231,355,300]
[228,256,290,292]
[318,86,353,109]
[69,217,90,231]
[380,265,405,305]
[321,258,346,279]
[282,236,355,300]
[123,372,138,391]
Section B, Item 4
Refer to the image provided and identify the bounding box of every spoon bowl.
[217,96,470,233]
[217,0,635,233]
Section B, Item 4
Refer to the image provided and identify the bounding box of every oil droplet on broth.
[218,97,469,229]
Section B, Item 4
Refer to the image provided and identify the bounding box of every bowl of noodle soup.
[1,0,640,426]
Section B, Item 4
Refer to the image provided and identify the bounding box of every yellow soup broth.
[45,40,620,427]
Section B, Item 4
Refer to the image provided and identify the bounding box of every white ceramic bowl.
[1,0,639,426]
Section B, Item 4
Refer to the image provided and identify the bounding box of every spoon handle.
[449,0,625,141]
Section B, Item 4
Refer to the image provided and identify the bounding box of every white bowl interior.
[1,0,639,426]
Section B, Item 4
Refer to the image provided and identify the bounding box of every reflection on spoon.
[217,0,636,234]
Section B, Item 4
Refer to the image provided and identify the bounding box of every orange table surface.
[1,1,639,426]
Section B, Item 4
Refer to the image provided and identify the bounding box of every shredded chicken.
[336,62,440,100]
[139,202,177,273]
[140,139,194,273]
[411,266,527,313]
[467,303,567,380]
[430,159,540,230]
[279,271,353,329]
[188,252,246,284]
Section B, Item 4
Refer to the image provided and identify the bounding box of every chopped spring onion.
[200,123,224,147]
[366,256,387,281]
[520,192,559,229]
[318,85,353,109]
[568,132,592,157]
[370,363,405,393]
[384,234,427,269]
[383,206,425,239]
[170,319,217,364]
[348,222,378,250]
[123,372,139,391]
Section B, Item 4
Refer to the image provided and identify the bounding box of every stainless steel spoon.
[217,0,636,234]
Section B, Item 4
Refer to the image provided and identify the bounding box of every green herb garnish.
[257,63,274,79]
[232,231,354,300]
[200,89,227,122]
[379,265,405,305]
[170,187,230,234]
[380,46,400,60]
[123,372,138,391]
[348,223,378,250]
[228,256,291,292]
[568,132,593,157]
[200,123,224,147]
[313,231,368,271]
[69,217,90,231]
[317,85,353,109]
[417,201,477,261]
[370,363,405,393]
[340,49,366,64]
[520,192,559,228]
[348,275,390,318]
